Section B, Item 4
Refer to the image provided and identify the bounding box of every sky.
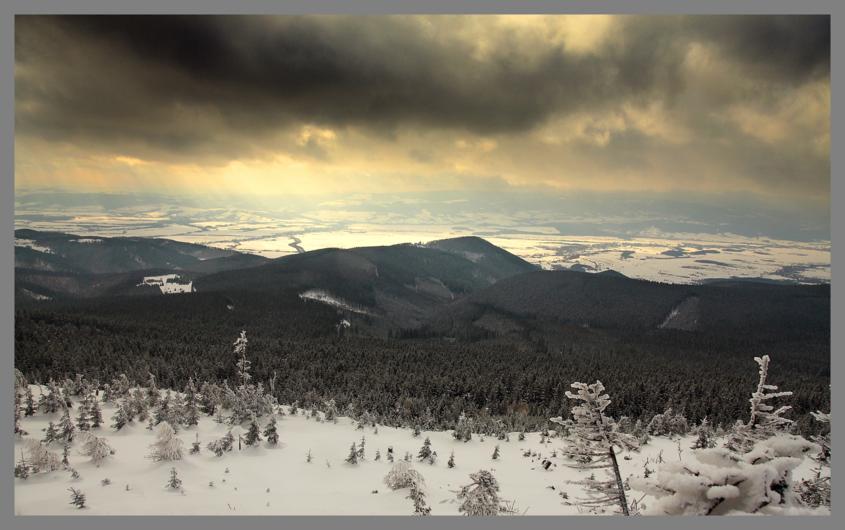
[14,15,830,241]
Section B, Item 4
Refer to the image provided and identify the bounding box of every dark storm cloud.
[16,15,828,143]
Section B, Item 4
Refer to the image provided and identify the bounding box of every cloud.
[14,15,829,201]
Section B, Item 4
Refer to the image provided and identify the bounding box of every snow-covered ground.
[299,289,373,315]
[137,275,193,294]
[15,237,55,254]
[14,390,826,516]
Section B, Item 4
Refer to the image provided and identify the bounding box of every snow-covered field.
[14,390,826,516]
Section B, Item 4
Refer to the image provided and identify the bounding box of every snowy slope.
[14,388,827,516]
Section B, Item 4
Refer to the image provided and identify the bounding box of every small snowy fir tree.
[306,449,313,463]
[324,399,338,423]
[43,421,59,445]
[384,460,426,490]
[78,431,114,466]
[408,481,431,515]
[551,380,638,515]
[182,378,200,427]
[263,417,279,446]
[492,445,500,460]
[453,412,472,442]
[89,398,103,429]
[58,405,76,443]
[357,435,366,460]
[111,400,133,431]
[691,417,717,449]
[166,467,182,490]
[68,487,86,509]
[40,380,64,414]
[726,355,793,453]
[631,435,816,515]
[75,393,91,431]
[417,437,434,464]
[24,386,36,416]
[457,470,507,516]
[190,433,201,455]
[148,421,184,462]
[346,442,358,464]
[647,408,689,437]
[244,414,262,446]
[448,451,456,468]
[146,372,160,408]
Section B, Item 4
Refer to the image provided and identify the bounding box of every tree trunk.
[608,446,629,516]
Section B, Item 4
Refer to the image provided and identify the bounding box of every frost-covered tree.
[75,394,91,431]
[491,445,500,460]
[190,433,201,455]
[809,410,830,464]
[448,451,455,468]
[68,487,86,509]
[207,430,236,457]
[146,372,160,408]
[58,405,76,443]
[408,481,431,515]
[24,386,36,417]
[14,388,25,437]
[166,467,182,490]
[646,408,689,437]
[726,355,793,453]
[111,400,133,431]
[384,460,425,490]
[24,439,63,473]
[346,442,358,464]
[631,435,816,515]
[551,380,638,515]
[234,330,251,386]
[324,399,338,423]
[457,470,507,516]
[417,437,434,464]
[78,431,114,466]
[198,381,219,416]
[453,412,473,442]
[148,422,184,462]
[263,417,279,446]
[244,414,262,446]
[182,378,200,427]
[691,417,717,449]
[39,380,64,414]
[89,398,103,429]
[43,421,59,445]
[357,435,366,460]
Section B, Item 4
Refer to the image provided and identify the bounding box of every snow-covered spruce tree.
[646,408,689,437]
[417,437,434,464]
[691,417,717,449]
[24,439,63,473]
[346,442,358,464]
[146,372,160,408]
[75,393,91,431]
[14,387,25,437]
[24,386,36,417]
[198,381,219,416]
[226,330,277,424]
[796,409,831,508]
[148,421,184,462]
[166,467,182,490]
[453,411,473,442]
[457,470,508,516]
[89,397,103,429]
[384,460,426,490]
[68,487,86,509]
[263,417,279,446]
[357,435,366,460]
[492,445,500,460]
[408,481,432,515]
[551,380,639,516]
[78,431,114,466]
[39,380,64,414]
[58,404,76,443]
[111,400,133,431]
[15,448,31,479]
[182,377,200,427]
[631,435,816,515]
[448,451,456,468]
[245,414,262,446]
[726,355,793,453]
[43,421,59,445]
[324,399,338,423]
[190,433,201,455]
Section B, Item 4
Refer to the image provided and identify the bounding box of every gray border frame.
[0,2,839,530]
